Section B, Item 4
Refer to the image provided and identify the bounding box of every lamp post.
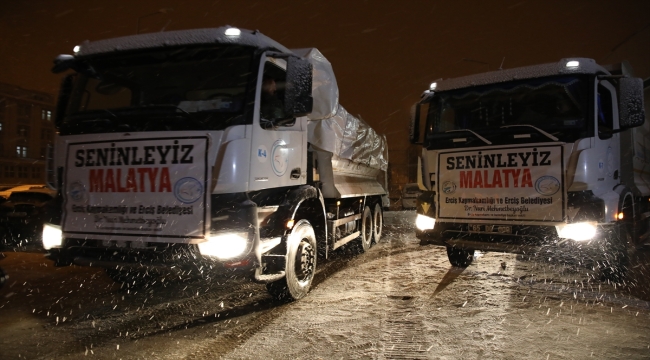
[136,8,172,34]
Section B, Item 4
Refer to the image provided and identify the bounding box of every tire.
[358,206,373,252]
[372,203,383,244]
[266,220,317,301]
[446,246,475,267]
[598,223,631,283]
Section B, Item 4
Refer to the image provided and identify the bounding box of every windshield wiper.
[501,124,559,141]
[72,105,191,119]
[68,109,117,120]
[117,105,192,117]
[445,129,492,145]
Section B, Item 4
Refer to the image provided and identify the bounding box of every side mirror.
[619,77,645,129]
[284,56,313,117]
[52,54,75,74]
[409,103,421,144]
[54,74,75,129]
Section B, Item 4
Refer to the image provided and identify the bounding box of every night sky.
[2,0,649,160]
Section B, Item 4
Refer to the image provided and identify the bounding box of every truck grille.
[440,223,558,246]
[63,239,198,264]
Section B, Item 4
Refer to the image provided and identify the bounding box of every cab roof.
[72,27,292,58]
[428,58,610,93]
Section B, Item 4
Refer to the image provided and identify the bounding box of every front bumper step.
[72,256,184,274]
[445,239,539,254]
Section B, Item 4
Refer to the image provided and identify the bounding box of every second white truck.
[43,27,389,300]
[410,58,646,279]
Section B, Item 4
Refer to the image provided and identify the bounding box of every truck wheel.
[446,246,475,267]
[358,206,373,252]
[266,220,317,301]
[372,203,383,244]
[598,223,631,282]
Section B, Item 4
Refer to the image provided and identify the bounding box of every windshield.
[62,46,255,134]
[424,75,591,149]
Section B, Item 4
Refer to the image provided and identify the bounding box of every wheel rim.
[373,205,382,242]
[294,239,315,284]
[363,211,372,246]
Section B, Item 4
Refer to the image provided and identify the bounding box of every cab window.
[260,59,295,128]
[597,82,614,139]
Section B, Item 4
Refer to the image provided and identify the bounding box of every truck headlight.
[42,223,63,250]
[555,222,597,241]
[416,214,436,230]
[198,232,250,260]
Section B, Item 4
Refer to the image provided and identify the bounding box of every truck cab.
[43,27,389,301]
[410,58,646,278]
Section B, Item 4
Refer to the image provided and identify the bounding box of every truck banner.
[62,136,209,240]
[437,144,565,222]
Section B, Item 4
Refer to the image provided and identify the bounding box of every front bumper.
[417,222,558,253]
[417,221,619,259]
[45,237,257,273]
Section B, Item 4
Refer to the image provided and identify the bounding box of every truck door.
[249,56,306,191]
[594,80,620,193]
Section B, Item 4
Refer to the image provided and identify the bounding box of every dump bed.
[309,104,388,199]
[294,48,388,199]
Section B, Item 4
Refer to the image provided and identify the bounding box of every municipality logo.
[442,181,456,194]
[69,181,87,202]
[174,177,203,204]
[535,176,560,196]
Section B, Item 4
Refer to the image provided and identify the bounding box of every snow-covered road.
[1,211,649,359]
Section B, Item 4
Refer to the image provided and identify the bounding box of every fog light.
[556,222,597,241]
[416,214,436,230]
[198,232,250,260]
[42,223,63,250]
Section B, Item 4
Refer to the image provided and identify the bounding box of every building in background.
[0,82,55,186]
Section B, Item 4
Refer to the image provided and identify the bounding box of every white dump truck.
[43,27,389,300]
[410,58,646,279]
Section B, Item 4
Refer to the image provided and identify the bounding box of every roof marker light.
[225,28,241,36]
[429,82,437,91]
[566,60,580,68]
[73,45,80,54]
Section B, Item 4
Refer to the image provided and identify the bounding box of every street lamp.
[136,8,173,34]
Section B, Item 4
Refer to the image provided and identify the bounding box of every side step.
[332,231,360,250]
[254,271,286,283]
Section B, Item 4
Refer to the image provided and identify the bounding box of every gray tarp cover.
[294,48,388,172]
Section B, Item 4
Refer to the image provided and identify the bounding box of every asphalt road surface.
[1,211,650,359]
